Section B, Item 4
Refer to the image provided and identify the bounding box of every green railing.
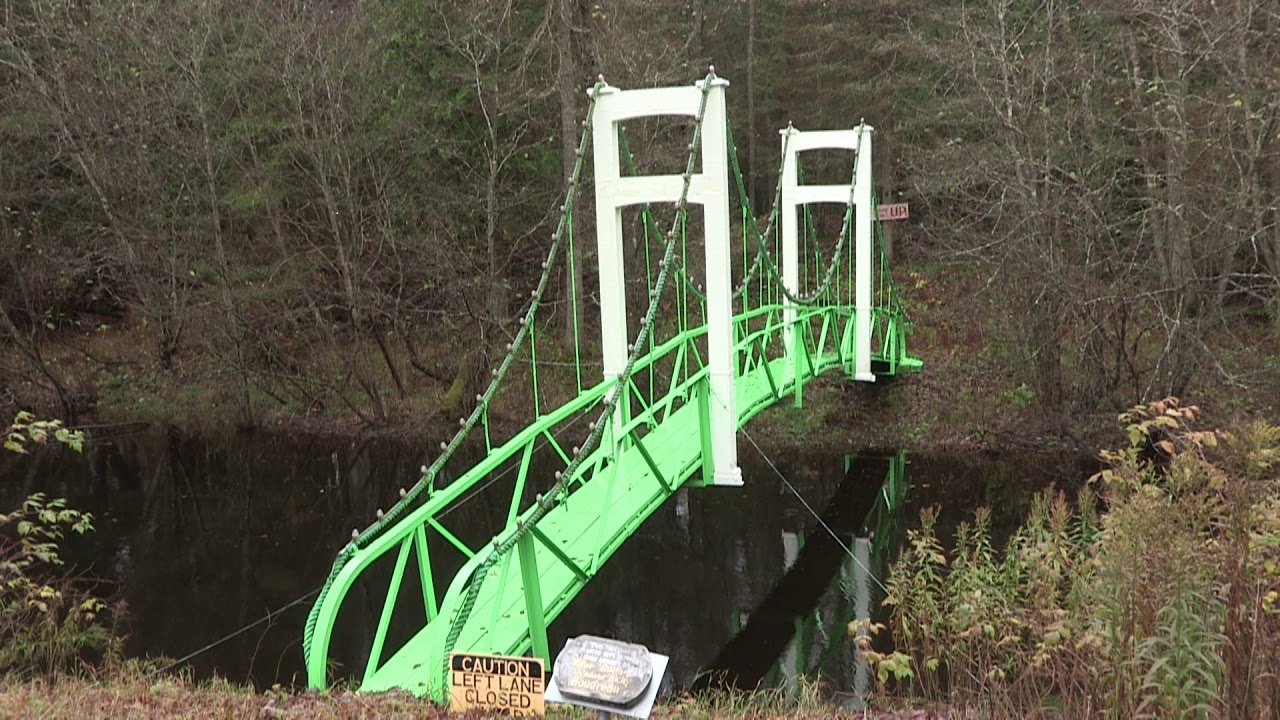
[304,300,871,696]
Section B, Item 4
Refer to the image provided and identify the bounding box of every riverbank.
[14,263,1270,455]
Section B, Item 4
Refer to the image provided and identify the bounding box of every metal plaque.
[551,635,652,707]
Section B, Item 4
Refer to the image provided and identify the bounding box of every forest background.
[2,0,1278,445]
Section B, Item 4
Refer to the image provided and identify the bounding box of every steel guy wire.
[152,589,319,678]
[738,424,890,596]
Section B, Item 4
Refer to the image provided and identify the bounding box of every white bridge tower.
[590,76,743,487]
[779,124,876,386]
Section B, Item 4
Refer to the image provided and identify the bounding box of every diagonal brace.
[530,527,589,582]
[428,519,475,560]
[628,428,672,491]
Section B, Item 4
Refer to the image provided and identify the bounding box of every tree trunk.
[686,0,704,60]
[320,169,386,422]
[1030,292,1063,410]
[1269,162,1280,335]
[485,154,506,329]
[557,0,584,347]
[192,59,256,427]
[878,137,894,265]
[746,0,758,205]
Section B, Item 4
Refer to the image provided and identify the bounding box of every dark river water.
[0,425,1095,700]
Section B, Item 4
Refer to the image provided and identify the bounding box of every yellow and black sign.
[449,652,545,717]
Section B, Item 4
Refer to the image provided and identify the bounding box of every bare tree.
[432,0,559,409]
[1,2,201,369]
[902,0,1147,409]
[554,0,593,346]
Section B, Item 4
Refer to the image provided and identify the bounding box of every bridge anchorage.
[302,70,921,701]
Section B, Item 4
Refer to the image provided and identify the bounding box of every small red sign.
[877,203,909,221]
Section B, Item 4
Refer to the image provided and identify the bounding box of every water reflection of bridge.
[695,451,908,706]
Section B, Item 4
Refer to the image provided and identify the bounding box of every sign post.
[545,635,668,719]
[449,652,546,717]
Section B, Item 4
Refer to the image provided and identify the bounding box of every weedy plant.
[862,398,1280,719]
[1,413,120,679]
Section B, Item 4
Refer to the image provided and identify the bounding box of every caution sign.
[449,652,545,717]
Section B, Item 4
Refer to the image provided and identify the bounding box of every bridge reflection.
[694,451,908,707]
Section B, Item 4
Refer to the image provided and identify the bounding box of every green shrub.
[869,398,1280,719]
[1,414,121,679]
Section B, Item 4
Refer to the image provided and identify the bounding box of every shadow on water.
[0,426,1098,696]
[692,452,908,702]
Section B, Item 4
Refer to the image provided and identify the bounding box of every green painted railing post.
[895,315,906,371]
[697,377,714,487]
[517,533,550,666]
[792,322,804,408]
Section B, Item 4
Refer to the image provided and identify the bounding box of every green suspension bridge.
[302,70,921,700]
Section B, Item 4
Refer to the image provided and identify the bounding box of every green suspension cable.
[303,79,608,666]
[530,306,541,419]
[739,124,866,307]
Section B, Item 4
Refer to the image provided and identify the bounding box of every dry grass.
[0,665,961,719]
[0,674,439,720]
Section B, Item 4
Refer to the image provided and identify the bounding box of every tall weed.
[870,398,1280,719]
[1,414,121,679]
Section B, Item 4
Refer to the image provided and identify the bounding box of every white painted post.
[777,126,876,385]
[778,126,802,401]
[853,125,875,382]
[589,85,630,440]
[589,77,741,486]
[697,78,742,486]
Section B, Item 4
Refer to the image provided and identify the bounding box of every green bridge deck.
[304,303,919,700]
[363,352,811,693]
[365,369,908,696]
